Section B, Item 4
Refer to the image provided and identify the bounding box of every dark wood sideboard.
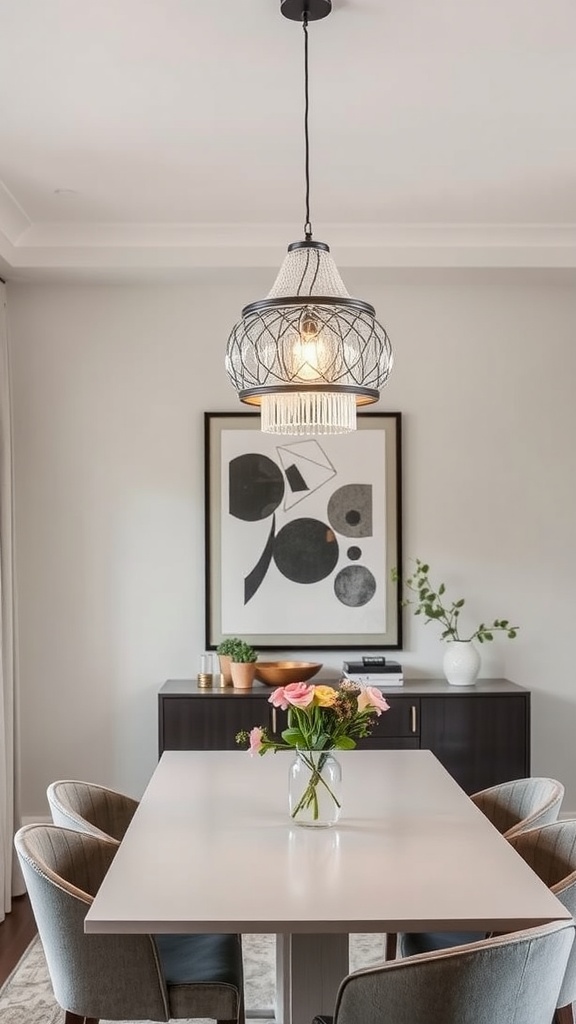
[158,678,530,796]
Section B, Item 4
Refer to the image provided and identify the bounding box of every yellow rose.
[313,685,338,707]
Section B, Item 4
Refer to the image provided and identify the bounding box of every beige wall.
[7,271,576,815]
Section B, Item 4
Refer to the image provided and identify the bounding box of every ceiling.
[1,0,575,281]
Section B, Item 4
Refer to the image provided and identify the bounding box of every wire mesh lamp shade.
[225,241,393,434]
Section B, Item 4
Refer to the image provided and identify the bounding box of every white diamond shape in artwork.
[276,440,337,510]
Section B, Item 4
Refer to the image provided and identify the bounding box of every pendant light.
[225,0,393,435]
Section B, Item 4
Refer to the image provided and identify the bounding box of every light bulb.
[286,310,323,381]
[300,314,320,341]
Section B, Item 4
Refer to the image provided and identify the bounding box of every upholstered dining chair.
[47,779,139,843]
[15,823,244,1024]
[311,920,575,1024]
[399,817,576,1024]
[470,776,565,839]
[385,775,564,961]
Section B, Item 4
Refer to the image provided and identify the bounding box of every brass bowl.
[254,661,322,687]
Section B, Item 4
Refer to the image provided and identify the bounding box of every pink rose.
[248,726,264,757]
[269,686,289,709]
[268,682,315,709]
[283,682,315,708]
[357,686,390,716]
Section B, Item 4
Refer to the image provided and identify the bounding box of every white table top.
[85,749,571,935]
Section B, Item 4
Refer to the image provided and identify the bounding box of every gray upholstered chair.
[508,820,576,1024]
[470,776,565,839]
[385,775,564,961]
[400,818,576,1024]
[312,919,574,1024]
[15,823,244,1024]
[47,779,139,843]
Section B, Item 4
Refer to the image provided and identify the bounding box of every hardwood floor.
[0,894,37,987]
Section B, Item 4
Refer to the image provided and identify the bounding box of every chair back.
[471,777,564,838]
[509,818,576,1010]
[333,920,574,1024]
[47,779,139,842]
[14,823,170,1022]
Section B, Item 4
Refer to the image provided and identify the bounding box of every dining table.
[84,748,571,1024]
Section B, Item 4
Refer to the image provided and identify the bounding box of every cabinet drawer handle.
[410,705,417,734]
[272,707,277,734]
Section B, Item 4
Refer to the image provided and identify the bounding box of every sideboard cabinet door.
[160,696,270,752]
[420,694,529,795]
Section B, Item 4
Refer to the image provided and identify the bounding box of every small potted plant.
[395,559,519,686]
[229,640,258,690]
[216,637,243,687]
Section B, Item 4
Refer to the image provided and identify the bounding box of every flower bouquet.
[236,680,390,826]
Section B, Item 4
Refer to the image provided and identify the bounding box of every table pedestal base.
[276,933,348,1024]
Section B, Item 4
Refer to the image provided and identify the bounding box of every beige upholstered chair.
[312,920,574,1024]
[15,823,244,1024]
[47,779,139,843]
[400,818,576,1024]
[471,776,565,839]
[385,775,564,960]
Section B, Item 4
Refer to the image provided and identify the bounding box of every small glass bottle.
[197,653,214,688]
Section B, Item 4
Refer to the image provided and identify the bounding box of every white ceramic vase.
[442,640,481,686]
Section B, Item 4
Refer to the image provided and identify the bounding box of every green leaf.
[281,728,305,746]
[334,736,356,750]
[455,599,465,608]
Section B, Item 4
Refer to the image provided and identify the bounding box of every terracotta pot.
[230,661,257,690]
[218,654,233,687]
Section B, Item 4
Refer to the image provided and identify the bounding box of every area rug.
[0,932,386,1023]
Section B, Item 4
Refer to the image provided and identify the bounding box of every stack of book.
[342,656,404,687]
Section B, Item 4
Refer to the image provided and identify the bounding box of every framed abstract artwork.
[204,411,402,650]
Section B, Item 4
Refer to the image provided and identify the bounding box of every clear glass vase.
[288,750,342,828]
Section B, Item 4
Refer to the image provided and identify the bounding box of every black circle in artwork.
[229,454,285,522]
[334,565,376,607]
[274,518,339,584]
[347,546,362,561]
[345,509,361,526]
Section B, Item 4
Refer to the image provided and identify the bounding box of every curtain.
[0,280,22,918]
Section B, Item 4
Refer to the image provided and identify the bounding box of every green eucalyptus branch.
[392,559,519,644]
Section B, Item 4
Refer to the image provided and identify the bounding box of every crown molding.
[1,220,576,277]
[0,183,31,245]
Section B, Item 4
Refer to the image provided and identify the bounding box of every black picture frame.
[205,411,402,650]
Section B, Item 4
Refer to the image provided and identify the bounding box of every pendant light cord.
[303,13,312,240]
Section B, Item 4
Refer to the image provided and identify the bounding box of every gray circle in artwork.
[334,565,376,607]
[347,546,362,561]
[274,518,339,584]
[327,484,373,538]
